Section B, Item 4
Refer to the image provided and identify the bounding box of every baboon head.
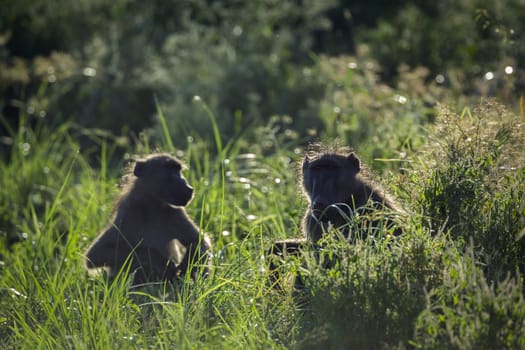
[302,152,361,221]
[133,154,193,206]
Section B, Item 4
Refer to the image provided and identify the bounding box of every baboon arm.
[170,218,201,246]
[304,214,328,243]
[175,235,211,277]
[165,239,187,266]
[141,228,197,265]
[85,227,129,269]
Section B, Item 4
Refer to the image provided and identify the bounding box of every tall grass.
[1,100,524,349]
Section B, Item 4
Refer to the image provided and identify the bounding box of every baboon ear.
[133,161,146,177]
[346,153,360,172]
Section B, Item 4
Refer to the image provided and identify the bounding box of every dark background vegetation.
[1,0,524,150]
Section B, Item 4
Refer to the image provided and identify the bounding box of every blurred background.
[1,0,524,156]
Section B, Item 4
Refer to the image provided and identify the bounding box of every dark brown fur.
[302,151,401,242]
[85,153,211,284]
[267,149,402,288]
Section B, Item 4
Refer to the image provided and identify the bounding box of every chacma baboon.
[302,150,402,242]
[85,153,211,284]
[267,148,402,288]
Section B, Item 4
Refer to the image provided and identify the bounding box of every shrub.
[1,0,334,146]
[295,226,446,349]
[416,101,525,282]
[413,248,525,349]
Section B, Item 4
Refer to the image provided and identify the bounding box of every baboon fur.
[267,146,402,288]
[84,153,211,284]
[301,148,402,242]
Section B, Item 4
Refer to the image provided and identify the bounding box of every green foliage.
[359,0,525,91]
[3,0,523,150]
[0,115,95,247]
[314,52,444,173]
[415,102,525,282]
[1,3,525,346]
[1,97,525,348]
[147,1,330,145]
[1,0,333,143]
[297,231,445,349]
[413,248,525,349]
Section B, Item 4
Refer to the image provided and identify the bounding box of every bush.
[415,101,525,282]
[297,230,445,349]
[1,0,334,146]
[413,248,525,349]
[312,52,446,173]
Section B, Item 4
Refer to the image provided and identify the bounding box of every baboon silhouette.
[302,150,401,242]
[85,153,211,284]
[267,148,402,288]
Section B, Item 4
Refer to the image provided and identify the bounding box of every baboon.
[302,150,402,242]
[267,148,402,288]
[85,153,211,284]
